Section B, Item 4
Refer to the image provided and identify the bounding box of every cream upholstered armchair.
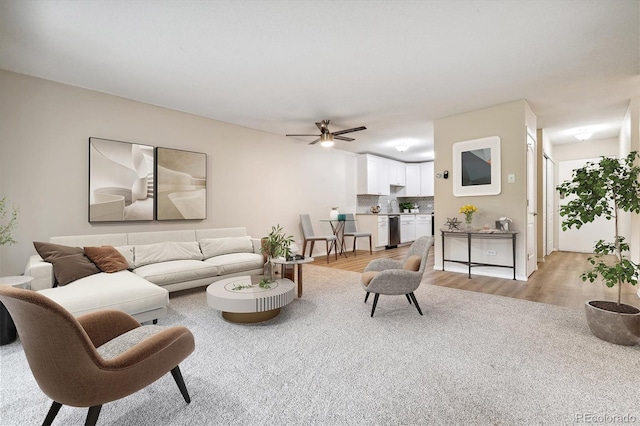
[0,286,195,426]
[361,236,434,317]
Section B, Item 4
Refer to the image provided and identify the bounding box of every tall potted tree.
[557,151,640,345]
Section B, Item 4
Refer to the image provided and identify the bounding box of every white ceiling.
[1,0,639,162]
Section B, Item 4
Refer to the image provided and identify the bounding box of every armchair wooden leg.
[325,240,330,263]
[43,401,62,426]
[171,365,191,403]
[364,291,370,303]
[405,294,412,304]
[370,293,380,317]
[85,405,102,426]
[302,240,308,257]
[409,292,423,316]
[310,241,315,258]
[353,238,357,256]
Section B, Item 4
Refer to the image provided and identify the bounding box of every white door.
[526,133,537,277]
[558,158,614,252]
[377,216,389,246]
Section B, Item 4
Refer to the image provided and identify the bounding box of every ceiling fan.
[286,120,366,146]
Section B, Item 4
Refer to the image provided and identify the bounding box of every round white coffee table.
[206,276,295,323]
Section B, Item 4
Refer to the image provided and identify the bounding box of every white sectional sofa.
[24,227,265,323]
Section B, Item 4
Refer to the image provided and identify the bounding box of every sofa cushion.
[204,252,264,275]
[34,241,101,286]
[134,260,219,286]
[134,241,203,268]
[84,246,129,273]
[38,270,168,317]
[199,236,254,259]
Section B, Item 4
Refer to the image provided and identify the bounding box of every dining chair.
[299,214,337,263]
[342,213,372,256]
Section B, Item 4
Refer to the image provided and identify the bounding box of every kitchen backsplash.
[357,195,434,214]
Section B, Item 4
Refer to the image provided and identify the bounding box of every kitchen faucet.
[388,199,398,213]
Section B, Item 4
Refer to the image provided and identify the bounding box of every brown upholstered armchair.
[361,236,434,317]
[0,286,195,426]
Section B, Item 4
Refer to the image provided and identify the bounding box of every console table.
[441,230,518,279]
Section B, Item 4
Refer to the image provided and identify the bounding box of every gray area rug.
[1,265,639,425]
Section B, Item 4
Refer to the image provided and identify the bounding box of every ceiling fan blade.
[334,135,355,142]
[286,134,321,137]
[308,138,320,145]
[331,126,367,136]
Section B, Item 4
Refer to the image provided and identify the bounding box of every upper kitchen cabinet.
[402,164,421,196]
[399,162,434,196]
[388,160,406,187]
[419,162,434,196]
[357,154,390,195]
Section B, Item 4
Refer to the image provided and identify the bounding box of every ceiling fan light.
[396,144,408,152]
[320,133,334,147]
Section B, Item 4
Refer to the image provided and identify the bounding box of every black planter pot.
[584,300,640,346]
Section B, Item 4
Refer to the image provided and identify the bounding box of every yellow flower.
[459,205,478,214]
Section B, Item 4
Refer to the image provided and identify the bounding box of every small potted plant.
[260,224,294,282]
[400,202,413,213]
[557,151,640,345]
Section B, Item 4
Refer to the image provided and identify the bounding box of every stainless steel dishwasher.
[387,215,400,248]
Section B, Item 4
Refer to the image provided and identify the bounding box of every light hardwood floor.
[309,246,640,310]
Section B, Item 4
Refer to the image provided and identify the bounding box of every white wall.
[618,98,640,264]
[0,70,357,275]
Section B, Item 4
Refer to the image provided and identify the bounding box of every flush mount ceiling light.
[395,143,408,152]
[574,130,593,141]
[320,133,334,147]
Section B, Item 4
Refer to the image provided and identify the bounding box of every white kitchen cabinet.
[401,164,421,196]
[400,214,416,243]
[356,214,389,249]
[415,214,432,237]
[419,162,434,196]
[357,154,390,195]
[388,160,406,187]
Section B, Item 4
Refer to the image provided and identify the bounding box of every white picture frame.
[452,136,501,197]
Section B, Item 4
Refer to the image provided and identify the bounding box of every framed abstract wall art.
[156,147,207,220]
[452,136,501,197]
[88,137,155,222]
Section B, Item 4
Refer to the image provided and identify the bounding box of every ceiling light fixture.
[320,133,334,147]
[396,144,408,152]
[574,130,593,141]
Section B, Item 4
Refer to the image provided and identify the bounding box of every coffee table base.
[222,308,281,323]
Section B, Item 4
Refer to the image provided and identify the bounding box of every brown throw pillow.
[403,255,422,272]
[33,241,101,286]
[84,246,129,273]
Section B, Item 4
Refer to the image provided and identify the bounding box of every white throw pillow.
[134,241,203,268]
[200,236,254,259]
[114,245,135,269]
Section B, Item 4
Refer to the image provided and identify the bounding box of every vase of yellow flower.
[459,204,478,228]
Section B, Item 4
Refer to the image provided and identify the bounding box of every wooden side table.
[271,257,314,298]
[0,275,33,345]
